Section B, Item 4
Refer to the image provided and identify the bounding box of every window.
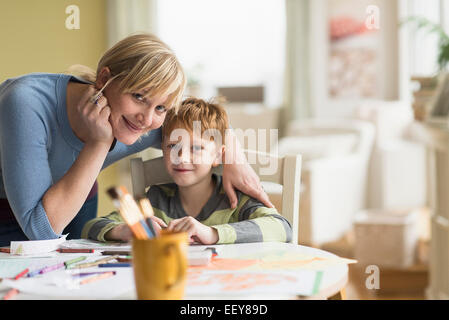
[408,0,445,76]
[157,0,286,107]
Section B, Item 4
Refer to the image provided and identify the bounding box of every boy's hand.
[166,217,218,244]
[147,216,167,232]
[105,223,133,242]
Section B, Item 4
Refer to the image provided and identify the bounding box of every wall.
[0,0,119,216]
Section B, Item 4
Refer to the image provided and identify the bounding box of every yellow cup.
[132,230,188,300]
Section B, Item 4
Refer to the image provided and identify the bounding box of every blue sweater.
[0,73,162,240]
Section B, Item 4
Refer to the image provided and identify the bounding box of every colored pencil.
[205,247,218,257]
[116,257,132,263]
[13,268,29,280]
[118,186,154,238]
[98,263,131,268]
[40,262,65,275]
[73,255,119,269]
[79,271,116,285]
[28,263,64,278]
[71,271,113,278]
[64,256,87,269]
[57,248,94,253]
[2,288,19,300]
[138,197,158,236]
[101,251,131,256]
[27,268,43,278]
[107,187,153,239]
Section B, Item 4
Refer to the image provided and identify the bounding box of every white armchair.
[355,101,427,209]
[264,118,375,246]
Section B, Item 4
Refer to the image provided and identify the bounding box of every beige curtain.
[282,0,311,131]
[106,0,158,48]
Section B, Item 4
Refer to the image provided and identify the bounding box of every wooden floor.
[345,265,427,300]
[319,232,428,300]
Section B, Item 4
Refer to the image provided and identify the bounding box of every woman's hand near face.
[44,84,116,234]
[76,86,114,147]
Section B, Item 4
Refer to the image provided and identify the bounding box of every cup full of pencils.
[132,230,188,300]
[107,186,188,300]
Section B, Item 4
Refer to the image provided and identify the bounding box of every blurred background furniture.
[407,122,449,299]
[263,118,375,246]
[355,100,427,209]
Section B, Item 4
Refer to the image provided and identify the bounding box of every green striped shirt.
[82,175,292,244]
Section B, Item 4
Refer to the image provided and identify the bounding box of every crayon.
[98,263,131,268]
[13,268,29,280]
[79,271,116,285]
[71,271,113,278]
[73,255,119,269]
[40,262,65,275]
[28,262,64,277]
[64,256,87,269]
[2,288,19,300]
[57,248,94,253]
[0,248,10,254]
[27,268,43,278]
[205,247,218,257]
[101,251,131,256]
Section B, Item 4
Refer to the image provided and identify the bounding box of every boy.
[82,98,292,244]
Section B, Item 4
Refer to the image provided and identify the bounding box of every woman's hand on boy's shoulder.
[222,162,274,209]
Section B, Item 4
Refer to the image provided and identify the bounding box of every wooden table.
[0,242,348,300]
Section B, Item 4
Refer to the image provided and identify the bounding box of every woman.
[0,33,272,246]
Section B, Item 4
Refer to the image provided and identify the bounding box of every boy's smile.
[162,130,223,188]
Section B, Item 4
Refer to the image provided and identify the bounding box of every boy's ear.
[212,145,225,167]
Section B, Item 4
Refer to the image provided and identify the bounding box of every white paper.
[2,268,134,299]
[0,257,62,278]
[58,239,131,251]
[10,235,68,256]
[186,269,322,297]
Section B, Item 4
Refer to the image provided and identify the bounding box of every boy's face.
[162,129,223,187]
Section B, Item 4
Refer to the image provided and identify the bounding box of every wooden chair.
[130,149,302,244]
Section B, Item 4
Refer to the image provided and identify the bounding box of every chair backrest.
[130,150,302,244]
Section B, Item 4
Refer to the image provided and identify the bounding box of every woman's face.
[103,80,169,145]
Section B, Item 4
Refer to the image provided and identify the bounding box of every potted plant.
[402,16,449,120]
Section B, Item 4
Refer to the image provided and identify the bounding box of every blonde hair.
[67,33,186,110]
[162,97,229,143]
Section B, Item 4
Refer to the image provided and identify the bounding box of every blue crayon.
[98,263,131,268]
